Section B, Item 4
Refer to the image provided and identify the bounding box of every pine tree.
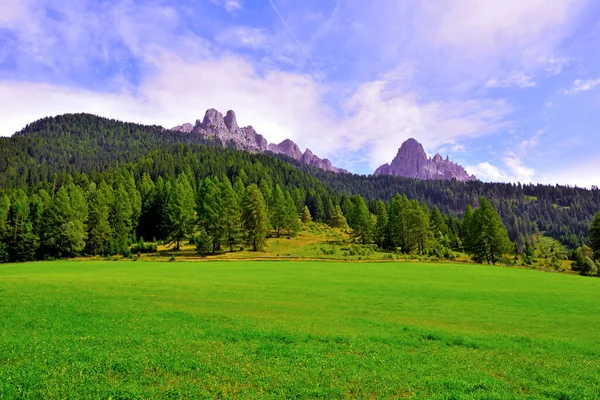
[589,211,600,260]
[197,177,223,253]
[86,181,113,255]
[430,206,449,239]
[350,196,373,245]
[284,191,300,235]
[241,184,268,251]
[112,183,133,255]
[6,189,38,262]
[330,204,349,229]
[169,174,196,250]
[374,200,388,248]
[301,206,312,224]
[0,195,9,262]
[195,228,213,257]
[388,194,408,251]
[470,197,511,264]
[270,184,287,237]
[220,177,242,252]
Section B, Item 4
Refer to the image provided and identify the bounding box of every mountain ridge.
[173,109,348,174]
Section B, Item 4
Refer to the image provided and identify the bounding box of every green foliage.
[130,239,157,254]
[349,196,373,245]
[195,228,213,257]
[168,174,196,249]
[589,211,600,260]
[301,206,312,224]
[467,197,511,265]
[242,184,268,251]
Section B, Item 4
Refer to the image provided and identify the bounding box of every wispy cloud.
[485,72,536,88]
[564,78,600,95]
[210,0,243,13]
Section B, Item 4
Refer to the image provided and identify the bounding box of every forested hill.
[1,113,599,249]
[0,113,220,188]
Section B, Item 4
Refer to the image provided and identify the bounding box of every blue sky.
[1,0,599,186]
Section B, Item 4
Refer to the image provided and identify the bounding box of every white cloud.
[466,155,535,183]
[0,0,26,26]
[564,78,600,95]
[537,158,600,188]
[210,0,242,13]
[485,72,536,88]
[216,27,268,50]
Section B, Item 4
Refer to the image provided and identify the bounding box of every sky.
[0,0,599,186]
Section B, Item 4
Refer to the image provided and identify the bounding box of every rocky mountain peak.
[172,108,348,174]
[375,138,477,182]
[224,110,238,132]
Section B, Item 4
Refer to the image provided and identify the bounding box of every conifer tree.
[195,228,213,257]
[242,184,268,251]
[220,177,242,252]
[374,200,389,248]
[6,189,38,262]
[284,191,300,235]
[350,196,373,245]
[388,194,408,251]
[301,206,312,224]
[430,206,449,239]
[169,174,196,250]
[86,181,113,255]
[330,204,349,229]
[589,211,600,260]
[470,197,511,264]
[112,183,133,255]
[0,195,9,262]
[197,177,223,253]
[270,184,287,237]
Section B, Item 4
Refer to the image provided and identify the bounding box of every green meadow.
[1,261,599,399]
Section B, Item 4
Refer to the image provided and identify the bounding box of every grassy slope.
[1,261,599,399]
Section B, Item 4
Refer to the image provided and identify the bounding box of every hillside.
[1,113,599,249]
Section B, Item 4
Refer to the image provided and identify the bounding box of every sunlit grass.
[1,260,599,398]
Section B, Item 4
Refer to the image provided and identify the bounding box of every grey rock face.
[172,108,347,173]
[374,138,477,181]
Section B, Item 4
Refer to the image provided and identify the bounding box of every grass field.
[1,261,599,399]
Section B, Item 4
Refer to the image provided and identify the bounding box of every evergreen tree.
[430,206,449,239]
[40,184,87,258]
[350,196,373,245]
[0,195,9,262]
[403,200,431,255]
[330,204,349,229]
[6,189,38,262]
[388,194,408,251]
[86,181,113,255]
[169,174,196,250]
[220,177,242,252]
[195,228,213,257]
[111,183,133,255]
[589,211,600,260]
[242,184,268,251]
[270,184,287,237]
[301,206,312,224]
[374,200,388,248]
[470,197,511,264]
[284,191,301,235]
[197,177,223,253]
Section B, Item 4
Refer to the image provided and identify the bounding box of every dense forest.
[0,113,599,266]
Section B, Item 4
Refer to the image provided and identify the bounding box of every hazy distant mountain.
[375,138,476,182]
[173,109,348,174]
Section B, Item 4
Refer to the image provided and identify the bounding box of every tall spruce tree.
[374,200,389,248]
[86,181,113,255]
[220,177,242,252]
[350,196,373,245]
[589,211,600,260]
[111,183,133,255]
[6,189,38,262]
[470,197,511,264]
[242,184,268,251]
[270,184,287,237]
[0,195,9,262]
[330,204,349,229]
[169,174,196,250]
[197,177,223,253]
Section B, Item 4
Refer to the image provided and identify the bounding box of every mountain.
[375,138,476,182]
[173,109,347,174]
